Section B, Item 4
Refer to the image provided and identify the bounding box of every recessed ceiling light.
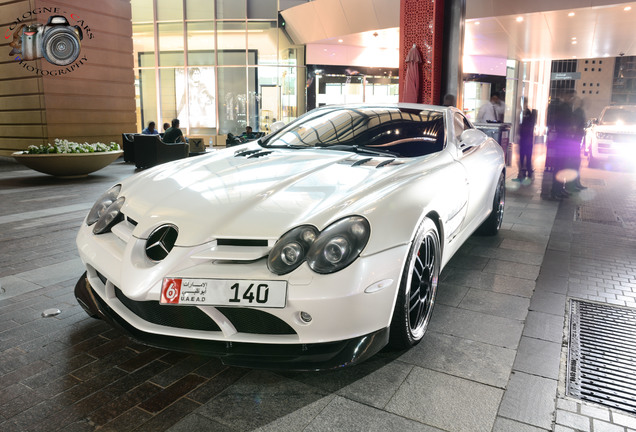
[474,21,480,25]
[572,40,578,44]
[516,16,524,22]
[338,39,343,43]
[568,12,575,17]
[625,6,632,11]
[572,37,577,40]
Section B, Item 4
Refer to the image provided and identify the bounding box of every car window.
[600,107,636,125]
[265,107,446,158]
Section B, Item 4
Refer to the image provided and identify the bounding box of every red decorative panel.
[399,0,444,105]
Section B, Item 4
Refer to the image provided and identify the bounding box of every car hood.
[120,144,423,246]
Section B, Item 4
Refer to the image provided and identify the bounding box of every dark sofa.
[133,135,189,169]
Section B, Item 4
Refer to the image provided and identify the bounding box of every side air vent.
[217,239,268,247]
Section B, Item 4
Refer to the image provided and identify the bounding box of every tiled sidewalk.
[0,153,635,431]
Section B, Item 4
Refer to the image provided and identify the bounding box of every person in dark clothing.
[518,99,537,180]
[163,119,184,143]
[567,96,587,190]
[546,91,574,199]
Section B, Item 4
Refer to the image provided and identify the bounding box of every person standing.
[517,99,537,180]
[477,94,501,123]
[568,95,587,190]
[546,91,573,199]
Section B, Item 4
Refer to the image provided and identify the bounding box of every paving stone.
[580,403,611,421]
[385,367,502,432]
[529,291,568,316]
[435,283,469,307]
[513,336,562,379]
[593,419,626,432]
[498,371,557,429]
[399,331,515,388]
[492,417,550,432]
[523,310,565,343]
[336,360,413,408]
[458,288,531,320]
[613,412,636,429]
[168,413,235,432]
[556,410,591,431]
[441,269,536,297]
[429,304,524,349]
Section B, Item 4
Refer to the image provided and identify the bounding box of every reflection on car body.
[74,104,505,370]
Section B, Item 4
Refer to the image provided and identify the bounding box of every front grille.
[217,239,268,247]
[216,307,296,335]
[115,287,221,331]
[568,300,636,414]
[114,287,296,336]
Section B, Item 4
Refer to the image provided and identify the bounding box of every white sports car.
[75,104,505,370]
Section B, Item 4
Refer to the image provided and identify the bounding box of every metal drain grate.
[568,300,636,413]
[574,206,622,226]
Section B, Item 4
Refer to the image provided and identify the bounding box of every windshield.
[600,107,636,125]
[262,106,446,158]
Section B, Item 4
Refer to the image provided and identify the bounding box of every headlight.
[306,216,370,274]
[87,185,121,225]
[596,132,612,140]
[267,226,318,275]
[93,196,125,235]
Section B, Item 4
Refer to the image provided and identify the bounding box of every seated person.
[242,126,256,140]
[142,121,159,135]
[163,118,185,143]
[160,122,170,139]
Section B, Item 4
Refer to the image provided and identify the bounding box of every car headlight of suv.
[268,216,371,275]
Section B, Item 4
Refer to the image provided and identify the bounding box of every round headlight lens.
[281,242,303,265]
[268,226,319,275]
[93,197,125,235]
[87,185,121,225]
[307,216,370,274]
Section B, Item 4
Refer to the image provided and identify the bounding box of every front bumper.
[75,273,390,370]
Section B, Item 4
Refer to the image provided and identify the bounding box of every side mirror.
[270,121,286,133]
[459,128,487,150]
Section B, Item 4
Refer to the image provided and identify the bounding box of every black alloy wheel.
[389,217,440,349]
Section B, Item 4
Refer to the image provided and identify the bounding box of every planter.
[12,150,123,178]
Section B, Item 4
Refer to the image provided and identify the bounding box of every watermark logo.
[5,7,94,75]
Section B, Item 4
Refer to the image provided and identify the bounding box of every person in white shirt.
[477,94,501,123]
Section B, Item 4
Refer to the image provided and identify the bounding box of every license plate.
[160,278,287,308]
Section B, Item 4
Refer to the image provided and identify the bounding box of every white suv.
[585,105,636,169]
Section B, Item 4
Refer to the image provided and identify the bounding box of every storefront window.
[132,0,154,23]
[185,0,214,20]
[139,69,158,130]
[217,21,247,65]
[157,0,183,21]
[187,22,215,65]
[218,67,247,135]
[247,0,277,19]
[158,23,185,66]
[216,0,246,19]
[248,22,278,65]
[133,24,155,68]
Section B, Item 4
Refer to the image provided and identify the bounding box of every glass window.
[160,68,181,128]
[217,21,246,65]
[186,0,214,20]
[158,23,184,66]
[157,0,183,21]
[257,66,280,132]
[248,22,278,65]
[187,21,215,65]
[133,24,155,68]
[139,69,158,131]
[216,0,246,19]
[247,0,277,19]
[218,67,247,135]
[174,67,217,130]
[132,0,154,23]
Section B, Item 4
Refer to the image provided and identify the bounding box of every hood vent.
[346,157,399,168]
[234,149,273,159]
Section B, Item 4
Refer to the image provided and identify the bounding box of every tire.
[477,172,505,236]
[389,217,440,349]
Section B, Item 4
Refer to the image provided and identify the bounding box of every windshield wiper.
[315,144,400,157]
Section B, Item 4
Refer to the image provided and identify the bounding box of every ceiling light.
[568,12,575,17]
[571,40,577,44]
[516,16,524,22]
[474,21,480,25]
[338,39,343,43]
[625,6,632,11]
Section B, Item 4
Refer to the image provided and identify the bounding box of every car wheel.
[389,217,440,349]
[477,172,505,236]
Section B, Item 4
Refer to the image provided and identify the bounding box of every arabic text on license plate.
[160,278,287,308]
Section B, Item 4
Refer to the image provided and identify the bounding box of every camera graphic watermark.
[5,7,94,75]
